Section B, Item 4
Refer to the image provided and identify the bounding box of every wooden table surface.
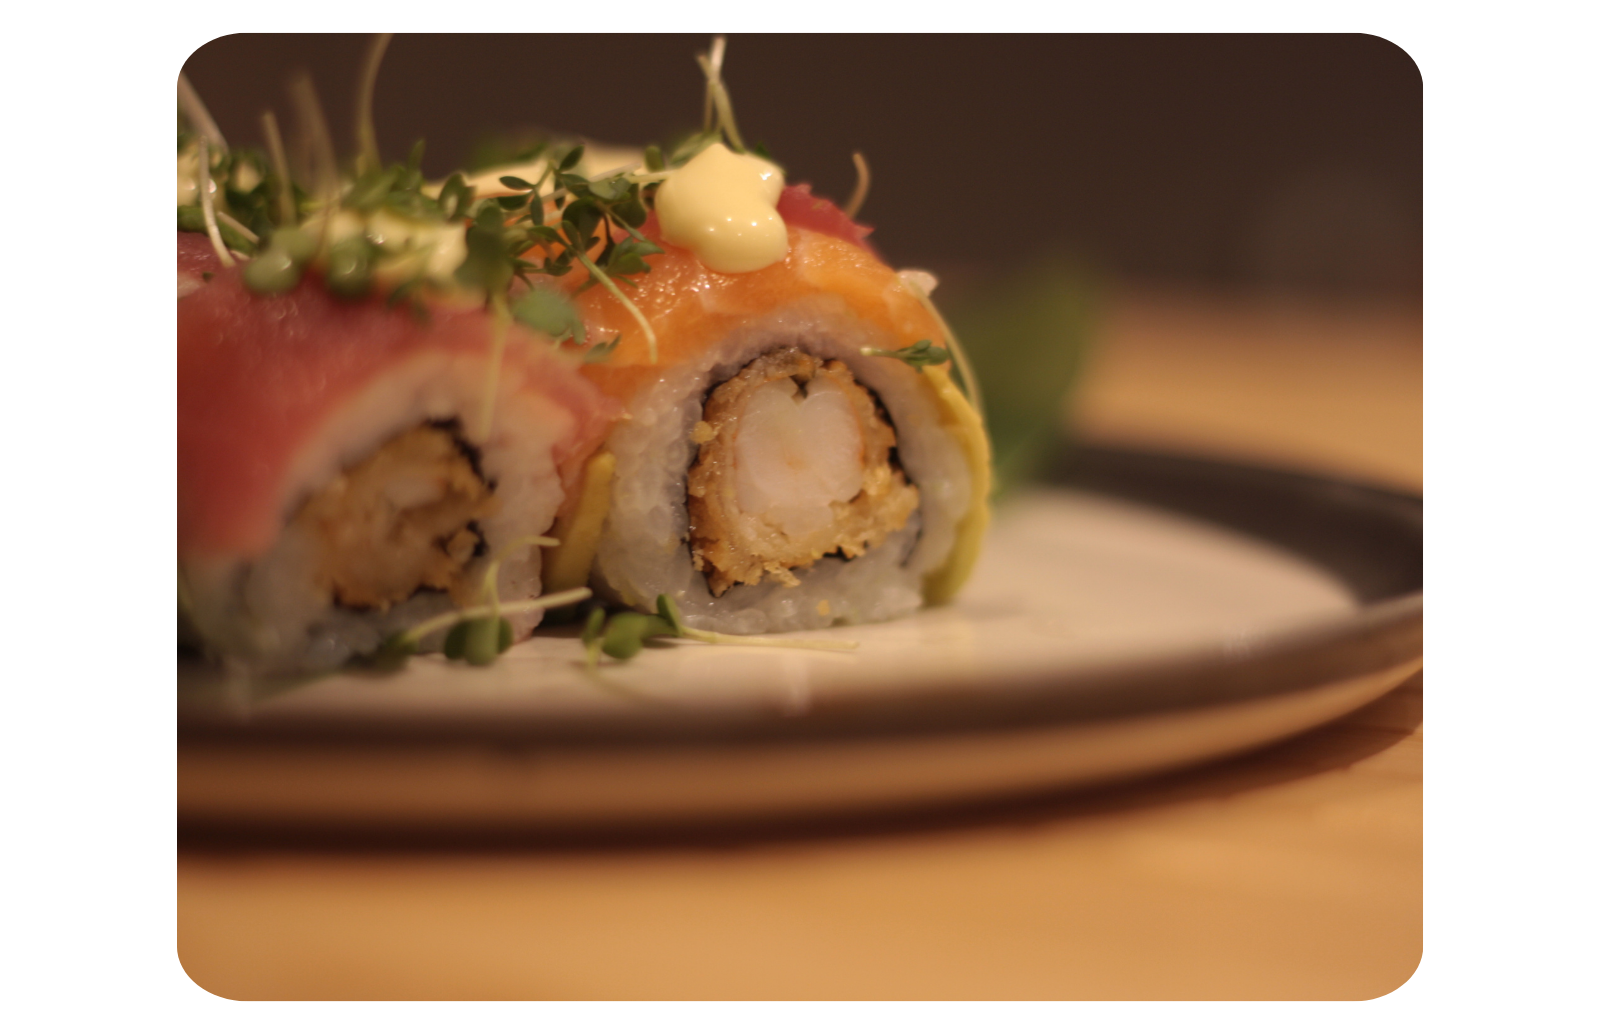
[177,286,1424,1001]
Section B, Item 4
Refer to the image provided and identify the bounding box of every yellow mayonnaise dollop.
[655,142,787,273]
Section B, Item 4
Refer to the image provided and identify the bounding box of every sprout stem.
[215,210,259,245]
[898,273,985,419]
[477,533,561,605]
[845,151,871,220]
[530,162,646,206]
[494,534,561,560]
[288,71,339,203]
[624,168,673,186]
[700,36,725,132]
[354,33,394,176]
[576,251,658,363]
[708,80,746,153]
[260,111,297,226]
[196,137,234,268]
[677,628,858,651]
[177,74,227,151]
[398,587,593,646]
[697,37,746,153]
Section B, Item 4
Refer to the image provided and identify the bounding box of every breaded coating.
[687,347,919,595]
[290,424,500,610]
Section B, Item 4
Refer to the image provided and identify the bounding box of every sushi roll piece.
[177,232,619,671]
[175,34,987,669]
[548,143,991,635]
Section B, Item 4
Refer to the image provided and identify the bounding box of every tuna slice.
[177,232,620,669]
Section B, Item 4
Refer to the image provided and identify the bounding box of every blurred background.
[183,34,1421,492]
[183,34,1420,298]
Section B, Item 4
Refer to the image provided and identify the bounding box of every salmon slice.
[538,186,990,627]
[561,190,944,403]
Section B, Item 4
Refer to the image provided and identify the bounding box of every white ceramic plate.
[178,446,1422,836]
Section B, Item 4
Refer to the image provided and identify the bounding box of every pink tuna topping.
[177,234,620,558]
[775,184,876,255]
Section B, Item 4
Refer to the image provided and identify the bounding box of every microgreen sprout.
[601,610,680,660]
[370,533,569,667]
[477,533,561,602]
[581,604,608,668]
[860,339,950,369]
[582,336,621,364]
[373,585,592,667]
[655,594,858,651]
[574,250,659,363]
[196,137,235,268]
[511,284,587,345]
[893,275,985,415]
[844,151,870,220]
[582,594,858,665]
[260,111,297,225]
[214,211,259,246]
[288,71,340,205]
[442,614,512,665]
[354,33,393,177]
[696,36,747,153]
[177,73,227,152]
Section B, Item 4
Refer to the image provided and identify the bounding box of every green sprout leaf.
[608,237,664,277]
[345,166,399,211]
[581,606,607,645]
[582,335,620,364]
[511,285,587,345]
[655,595,689,636]
[325,236,377,297]
[600,611,678,660]
[269,226,318,264]
[586,175,630,203]
[860,339,950,370]
[438,173,475,221]
[442,620,469,660]
[562,200,601,245]
[241,246,302,295]
[581,605,608,668]
[177,205,206,233]
[455,219,515,296]
[367,631,417,671]
[443,616,514,665]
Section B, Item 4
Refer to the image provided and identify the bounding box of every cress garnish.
[581,596,858,669]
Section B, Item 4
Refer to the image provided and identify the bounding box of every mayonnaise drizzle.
[655,142,787,274]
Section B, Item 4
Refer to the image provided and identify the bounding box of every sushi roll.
[549,143,991,635]
[177,230,618,670]
[176,34,989,669]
